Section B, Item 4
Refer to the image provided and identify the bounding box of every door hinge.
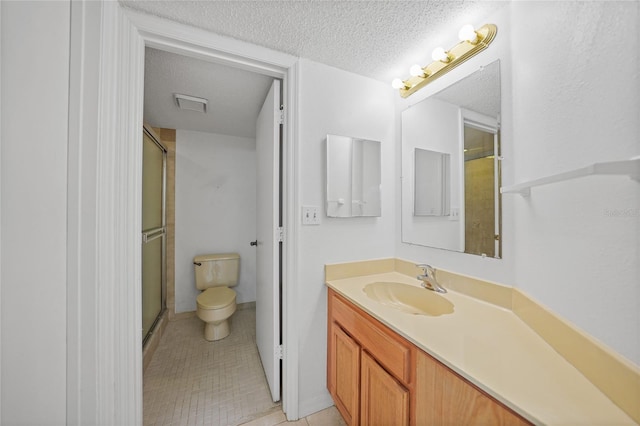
[277,105,284,125]
[277,226,284,242]
[276,344,283,360]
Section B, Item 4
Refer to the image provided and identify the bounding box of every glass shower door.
[142,127,167,344]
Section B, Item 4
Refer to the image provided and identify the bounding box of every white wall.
[510,1,639,365]
[396,2,639,366]
[0,1,70,423]
[296,59,396,416]
[175,130,257,312]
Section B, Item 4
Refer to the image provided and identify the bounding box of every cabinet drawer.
[330,290,411,384]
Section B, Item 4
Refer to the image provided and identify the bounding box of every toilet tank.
[194,253,240,290]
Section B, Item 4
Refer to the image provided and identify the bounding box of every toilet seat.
[197,287,236,310]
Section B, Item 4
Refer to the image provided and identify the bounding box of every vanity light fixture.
[458,24,479,44]
[391,78,411,90]
[431,47,451,63]
[391,23,497,98]
[409,64,429,78]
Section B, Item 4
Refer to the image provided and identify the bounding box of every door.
[141,126,167,343]
[255,79,282,402]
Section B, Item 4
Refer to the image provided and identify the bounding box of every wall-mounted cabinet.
[326,134,382,217]
[327,289,530,425]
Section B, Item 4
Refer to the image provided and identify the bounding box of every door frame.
[67,2,301,423]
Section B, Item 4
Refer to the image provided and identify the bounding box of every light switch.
[302,206,321,225]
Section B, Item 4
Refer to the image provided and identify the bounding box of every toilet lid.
[197,287,236,310]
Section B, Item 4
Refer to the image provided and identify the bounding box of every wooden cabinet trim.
[330,289,412,384]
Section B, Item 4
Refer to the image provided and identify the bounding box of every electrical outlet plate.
[302,206,321,225]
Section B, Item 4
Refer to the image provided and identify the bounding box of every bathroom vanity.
[328,289,528,425]
[325,259,637,426]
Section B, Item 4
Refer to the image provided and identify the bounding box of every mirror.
[414,148,451,217]
[401,60,501,258]
[326,134,381,217]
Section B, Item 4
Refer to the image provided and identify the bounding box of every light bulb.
[391,78,406,90]
[409,64,426,77]
[431,47,450,63]
[458,24,478,43]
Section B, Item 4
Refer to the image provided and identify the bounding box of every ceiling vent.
[174,93,208,113]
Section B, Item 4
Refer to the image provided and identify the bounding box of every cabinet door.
[361,351,409,426]
[330,324,360,425]
[415,350,530,425]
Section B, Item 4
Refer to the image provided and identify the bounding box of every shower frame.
[141,125,168,346]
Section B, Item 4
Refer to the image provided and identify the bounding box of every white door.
[255,79,281,402]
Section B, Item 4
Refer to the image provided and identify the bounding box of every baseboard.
[172,311,196,321]
[237,301,256,311]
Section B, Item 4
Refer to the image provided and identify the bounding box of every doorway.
[142,46,284,422]
[462,119,501,258]
[67,5,300,422]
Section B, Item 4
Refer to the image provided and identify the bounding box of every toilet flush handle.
[193,261,202,266]
[250,240,258,246]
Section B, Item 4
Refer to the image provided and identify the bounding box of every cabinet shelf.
[501,157,640,196]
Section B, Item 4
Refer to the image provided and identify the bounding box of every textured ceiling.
[144,47,273,137]
[130,1,507,137]
[123,0,506,83]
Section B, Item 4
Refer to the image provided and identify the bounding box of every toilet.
[194,253,240,341]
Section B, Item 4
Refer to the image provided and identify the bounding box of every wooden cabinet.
[361,351,409,426]
[329,324,360,425]
[328,289,411,426]
[327,288,530,426]
[415,350,530,426]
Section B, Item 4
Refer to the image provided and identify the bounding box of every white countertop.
[327,271,635,425]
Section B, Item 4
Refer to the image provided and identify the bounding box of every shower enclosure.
[142,126,167,344]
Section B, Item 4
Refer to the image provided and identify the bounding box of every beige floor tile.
[239,409,287,426]
[143,308,280,425]
[305,406,346,426]
[275,419,308,426]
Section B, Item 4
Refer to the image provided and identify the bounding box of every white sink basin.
[363,282,454,316]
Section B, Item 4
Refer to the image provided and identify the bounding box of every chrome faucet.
[416,264,447,293]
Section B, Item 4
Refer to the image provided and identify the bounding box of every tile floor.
[239,406,346,426]
[143,308,279,425]
[143,307,346,426]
